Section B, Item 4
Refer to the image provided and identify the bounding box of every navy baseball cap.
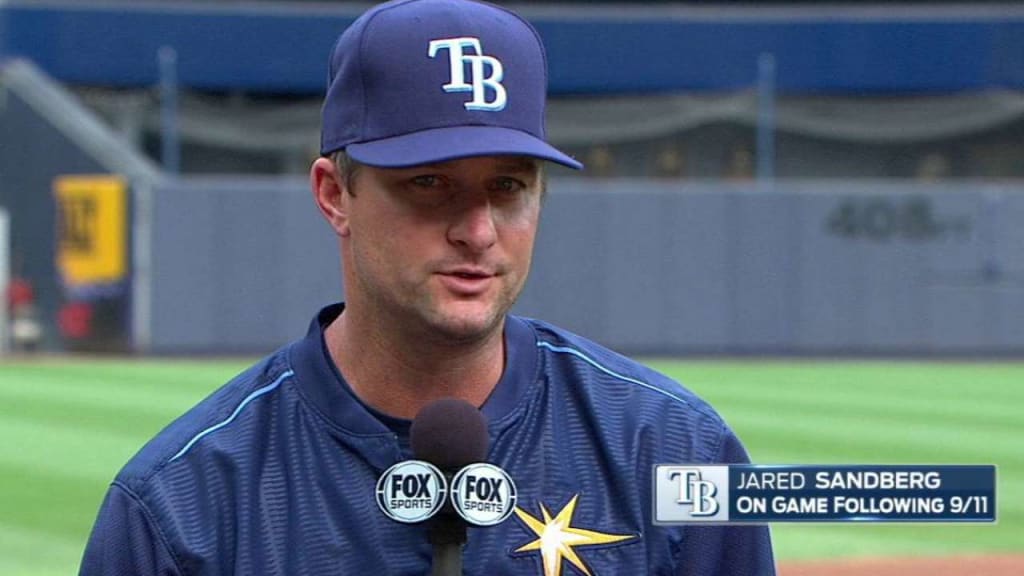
[320,0,582,170]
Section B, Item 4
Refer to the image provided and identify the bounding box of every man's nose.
[447,193,498,252]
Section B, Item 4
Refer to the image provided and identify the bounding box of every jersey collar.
[289,303,538,447]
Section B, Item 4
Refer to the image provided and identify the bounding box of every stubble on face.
[342,156,542,347]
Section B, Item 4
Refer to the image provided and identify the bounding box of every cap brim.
[345,126,583,170]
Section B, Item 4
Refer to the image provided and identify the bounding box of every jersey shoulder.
[113,347,294,494]
[523,316,718,414]
[519,316,739,462]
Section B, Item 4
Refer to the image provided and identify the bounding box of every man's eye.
[411,175,440,188]
[492,178,525,194]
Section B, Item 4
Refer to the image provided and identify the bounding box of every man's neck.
[323,309,505,420]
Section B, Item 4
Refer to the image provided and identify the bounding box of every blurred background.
[0,1,1022,574]
[2,0,1024,356]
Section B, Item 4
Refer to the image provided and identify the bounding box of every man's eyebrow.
[404,158,540,173]
[495,158,541,173]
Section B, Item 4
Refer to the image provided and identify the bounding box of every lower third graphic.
[652,464,995,524]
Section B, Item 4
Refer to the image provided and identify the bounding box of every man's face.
[341,155,543,343]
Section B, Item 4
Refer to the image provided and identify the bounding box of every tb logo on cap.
[428,37,507,112]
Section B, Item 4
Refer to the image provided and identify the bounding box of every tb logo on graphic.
[670,468,719,516]
[428,37,507,111]
[654,465,730,523]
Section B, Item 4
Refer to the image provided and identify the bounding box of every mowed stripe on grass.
[0,359,249,576]
[0,358,1020,574]
[648,360,1024,561]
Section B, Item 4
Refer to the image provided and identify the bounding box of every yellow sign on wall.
[54,175,127,287]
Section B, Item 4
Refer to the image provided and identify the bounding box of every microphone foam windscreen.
[410,398,488,472]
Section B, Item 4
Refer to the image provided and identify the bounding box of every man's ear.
[310,157,351,237]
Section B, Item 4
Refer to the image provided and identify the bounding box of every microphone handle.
[429,514,466,576]
[430,542,463,576]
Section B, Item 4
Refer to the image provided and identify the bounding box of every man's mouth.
[437,268,497,295]
[442,267,494,279]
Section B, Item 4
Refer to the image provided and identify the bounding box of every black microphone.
[410,398,489,576]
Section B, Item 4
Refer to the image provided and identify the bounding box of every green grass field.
[646,360,1023,562]
[0,358,1020,575]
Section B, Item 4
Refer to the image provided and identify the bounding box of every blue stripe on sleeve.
[170,370,294,462]
[536,341,690,408]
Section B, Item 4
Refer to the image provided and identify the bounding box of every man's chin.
[424,304,505,343]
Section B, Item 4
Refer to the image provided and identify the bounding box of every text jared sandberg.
[736,470,941,491]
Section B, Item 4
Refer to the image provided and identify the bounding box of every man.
[80,0,775,574]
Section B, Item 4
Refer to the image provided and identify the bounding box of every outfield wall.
[146,178,1024,355]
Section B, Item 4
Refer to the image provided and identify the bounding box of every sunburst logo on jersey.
[513,494,637,576]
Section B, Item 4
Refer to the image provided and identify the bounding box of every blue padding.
[2,3,1023,94]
